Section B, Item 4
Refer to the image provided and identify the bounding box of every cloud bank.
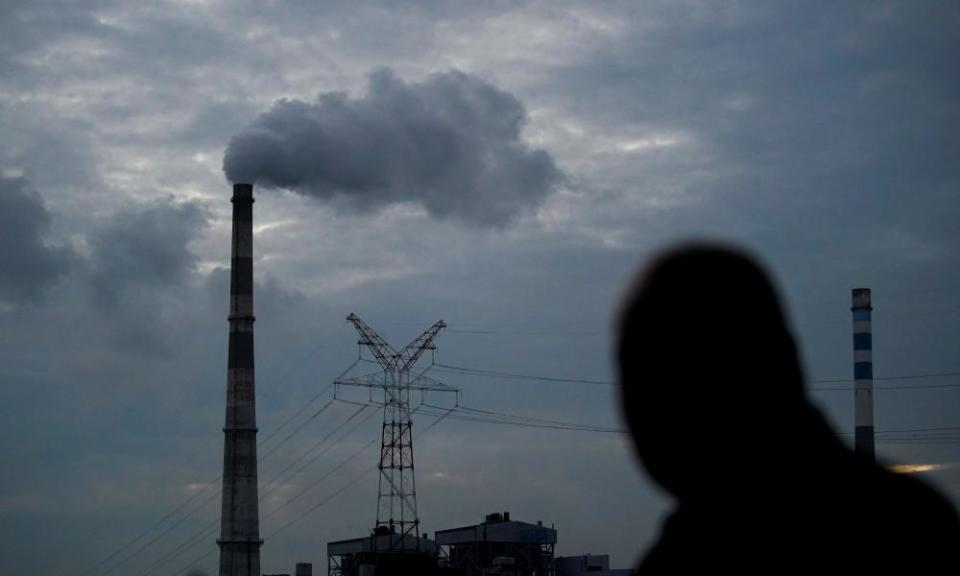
[89,199,208,307]
[223,69,561,226]
[0,176,74,304]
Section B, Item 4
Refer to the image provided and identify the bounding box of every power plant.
[209,184,883,576]
[434,512,556,575]
[212,183,634,576]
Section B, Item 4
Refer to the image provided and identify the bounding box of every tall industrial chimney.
[851,288,875,460]
[218,183,262,576]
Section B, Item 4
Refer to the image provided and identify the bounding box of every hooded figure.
[617,244,958,572]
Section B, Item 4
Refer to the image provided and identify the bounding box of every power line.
[857,425,960,434]
[258,382,336,454]
[260,401,367,494]
[77,480,217,576]
[154,399,385,576]
[262,405,416,523]
[435,363,612,386]
[450,403,622,432]
[434,362,960,391]
[256,320,349,398]
[167,404,457,576]
[239,470,380,573]
[97,313,960,574]
[878,439,960,445]
[416,403,624,434]
[145,402,379,576]
[420,403,960,444]
[425,408,960,443]
[152,403,371,576]
[262,405,456,542]
[124,488,220,576]
[81,374,340,576]
[155,395,960,575]
[260,403,379,502]
[120,364,960,572]
[98,487,222,576]
[438,308,960,335]
[259,396,336,464]
[170,464,378,576]
[139,518,219,576]
[90,380,340,576]
[439,413,623,433]
[447,328,605,336]
[166,537,219,576]
[810,372,960,390]
[256,353,360,457]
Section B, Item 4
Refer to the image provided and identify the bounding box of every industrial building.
[326,512,635,576]
[555,555,634,576]
[265,563,314,576]
[434,512,556,576]
[202,182,880,576]
[327,527,444,576]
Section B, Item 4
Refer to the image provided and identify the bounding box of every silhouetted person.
[617,243,959,572]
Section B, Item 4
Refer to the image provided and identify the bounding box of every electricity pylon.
[335,313,458,551]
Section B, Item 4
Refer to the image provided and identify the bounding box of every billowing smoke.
[223,68,560,226]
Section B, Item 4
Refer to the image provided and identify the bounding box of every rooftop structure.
[435,512,557,576]
[327,527,441,576]
[555,554,634,576]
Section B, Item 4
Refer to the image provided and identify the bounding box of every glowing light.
[889,463,943,474]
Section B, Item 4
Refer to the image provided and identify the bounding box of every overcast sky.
[1,1,959,574]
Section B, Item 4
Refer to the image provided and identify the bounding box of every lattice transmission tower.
[335,313,458,552]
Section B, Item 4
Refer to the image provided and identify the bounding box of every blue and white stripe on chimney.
[852,288,875,460]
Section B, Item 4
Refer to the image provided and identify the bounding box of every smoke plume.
[223,68,560,226]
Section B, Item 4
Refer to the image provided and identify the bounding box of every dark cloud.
[0,176,73,304]
[89,198,208,307]
[224,68,561,226]
[542,1,960,301]
[77,199,210,358]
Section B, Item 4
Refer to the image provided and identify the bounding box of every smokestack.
[852,288,875,460]
[218,183,262,576]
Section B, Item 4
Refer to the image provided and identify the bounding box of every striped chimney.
[218,183,262,576]
[852,288,875,460]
